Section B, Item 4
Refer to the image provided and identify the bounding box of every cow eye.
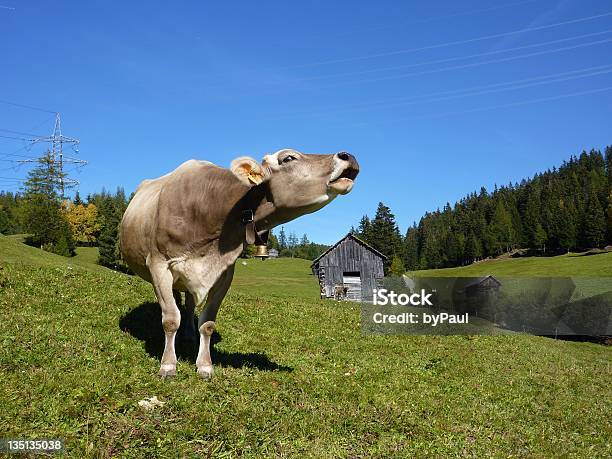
[281,155,296,164]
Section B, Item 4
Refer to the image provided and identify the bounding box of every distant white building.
[268,248,279,258]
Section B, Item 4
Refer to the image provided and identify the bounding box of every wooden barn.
[311,233,386,302]
[462,275,502,296]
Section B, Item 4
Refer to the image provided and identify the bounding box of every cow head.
[231,148,359,217]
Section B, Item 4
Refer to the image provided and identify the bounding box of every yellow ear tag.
[247,172,263,185]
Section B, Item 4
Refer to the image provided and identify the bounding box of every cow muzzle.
[328,151,359,195]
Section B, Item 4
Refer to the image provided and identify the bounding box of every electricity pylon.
[19,112,87,197]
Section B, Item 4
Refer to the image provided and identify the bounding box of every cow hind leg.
[196,264,235,379]
[173,289,182,307]
[150,266,181,378]
[177,291,199,352]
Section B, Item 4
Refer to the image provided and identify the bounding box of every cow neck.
[239,183,275,246]
[241,183,273,228]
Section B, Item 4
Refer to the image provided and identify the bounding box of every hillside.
[0,234,110,274]
[355,148,612,273]
[0,235,610,457]
[414,251,612,277]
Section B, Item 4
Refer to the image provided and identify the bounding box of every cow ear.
[230,156,266,186]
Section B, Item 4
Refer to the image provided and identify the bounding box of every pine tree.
[607,191,612,245]
[22,151,64,197]
[464,231,482,264]
[556,199,577,252]
[0,192,22,234]
[456,232,466,264]
[73,191,83,206]
[531,224,546,252]
[278,226,287,249]
[0,206,10,234]
[488,201,515,253]
[97,189,130,271]
[420,223,442,268]
[583,185,606,247]
[98,196,120,268]
[268,229,280,250]
[20,151,75,256]
[403,225,419,271]
[443,232,460,266]
[356,215,372,242]
[606,146,612,244]
[523,190,547,251]
[368,202,402,271]
[605,146,612,193]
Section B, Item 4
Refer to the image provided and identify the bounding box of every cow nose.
[336,151,354,162]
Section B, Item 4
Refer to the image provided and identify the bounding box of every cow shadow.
[119,302,292,372]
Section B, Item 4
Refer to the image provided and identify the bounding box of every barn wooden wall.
[313,237,384,301]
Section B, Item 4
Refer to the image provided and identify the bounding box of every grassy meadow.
[0,235,610,457]
[415,251,612,277]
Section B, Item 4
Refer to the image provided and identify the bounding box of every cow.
[120,149,359,378]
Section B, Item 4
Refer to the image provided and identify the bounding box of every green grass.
[73,246,101,266]
[0,235,108,274]
[415,251,612,277]
[0,235,610,457]
[233,257,318,298]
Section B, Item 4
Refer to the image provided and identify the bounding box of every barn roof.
[311,233,388,266]
[463,275,502,288]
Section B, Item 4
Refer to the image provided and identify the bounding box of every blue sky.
[1,0,611,244]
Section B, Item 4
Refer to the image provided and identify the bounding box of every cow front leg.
[197,320,216,379]
[150,266,181,378]
[196,265,235,379]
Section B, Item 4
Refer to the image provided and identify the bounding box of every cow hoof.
[159,365,176,378]
[197,366,214,380]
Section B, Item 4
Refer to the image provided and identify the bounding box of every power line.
[341,64,612,108]
[0,154,35,160]
[0,128,46,137]
[324,37,612,87]
[0,134,33,142]
[349,0,543,35]
[0,144,36,160]
[355,67,612,112]
[0,99,56,114]
[0,114,56,154]
[0,165,23,173]
[0,158,29,163]
[300,29,612,82]
[364,85,612,125]
[280,11,612,69]
[260,64,612,121]
[28,114,58,133]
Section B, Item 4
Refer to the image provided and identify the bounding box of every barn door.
[342,271,362,301]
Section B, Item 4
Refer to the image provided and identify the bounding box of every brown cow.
[120,149,359,378]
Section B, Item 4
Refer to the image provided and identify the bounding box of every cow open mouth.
[328,165,359,194]
[329,166,359,184]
